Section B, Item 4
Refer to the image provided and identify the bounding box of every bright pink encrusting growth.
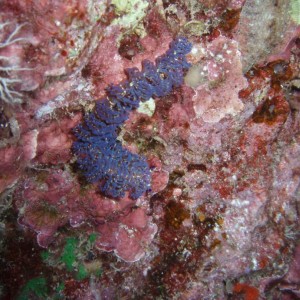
[0,113,81,193]
[95,207,157,262]
[15,169,79,247]
[35,114,82,164]
[0,130,38,193]
[186,35,248,123]
[15,169,158,261]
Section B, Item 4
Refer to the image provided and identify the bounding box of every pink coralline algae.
[16,170,78,248]
[35,115,82,165]
[0,130,37,193]
[1,0,300,299]
[95,207,157,262]
[15,168,157,262]
[185,35,247,123]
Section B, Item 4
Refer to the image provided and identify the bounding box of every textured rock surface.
[0,0,299,299]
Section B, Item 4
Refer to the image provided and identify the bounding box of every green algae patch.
[60,237,78,271]
[76,264,89,280]
[290,0,300,24]
[17,277,48,300]
[58,234,100,280]
[40,250,50,261]
[183,20,209,36]
[112,0,148,36]
[88,232,98,244]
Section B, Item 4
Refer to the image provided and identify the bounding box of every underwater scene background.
[0,0,300,299]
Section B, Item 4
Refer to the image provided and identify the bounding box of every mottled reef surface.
[0,0,300,299]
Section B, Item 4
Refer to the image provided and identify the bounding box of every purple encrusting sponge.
[73,37,192,199]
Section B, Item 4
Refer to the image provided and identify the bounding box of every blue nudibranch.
[73,37,192,199]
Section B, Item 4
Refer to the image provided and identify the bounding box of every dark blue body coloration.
[73,37,192,199]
